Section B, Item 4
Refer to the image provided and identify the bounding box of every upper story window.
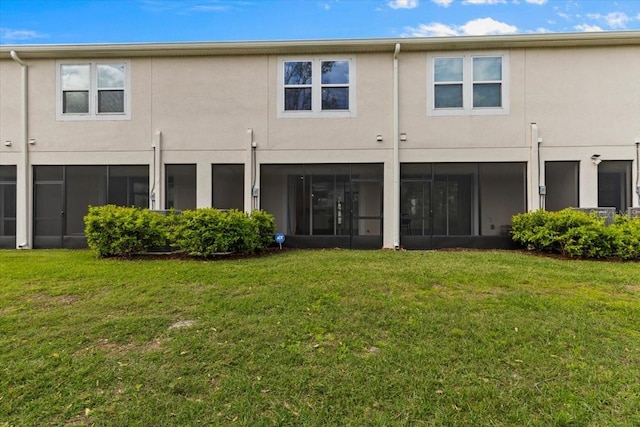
[56,61,131,121]
[428,52,509,116]
[278,57,356,118]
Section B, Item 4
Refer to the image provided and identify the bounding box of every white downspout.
[247,128,258,213]
[393,43,401,249]
[10,51,30,249]
[529,123,540,211]
[635,139,640,207]
[151,130,162,210]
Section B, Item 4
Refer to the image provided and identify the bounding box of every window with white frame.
[57,61,130,120]
[428,53,508,116]
[278,57,355,118]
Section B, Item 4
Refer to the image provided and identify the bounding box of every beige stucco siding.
[525,46,640,149]
[151,56,269,153]
[1,33,639,249]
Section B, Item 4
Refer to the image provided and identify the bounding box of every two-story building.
[1,31,639,250]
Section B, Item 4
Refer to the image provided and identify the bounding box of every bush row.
[511,208,640,260]
[84,205,276,258]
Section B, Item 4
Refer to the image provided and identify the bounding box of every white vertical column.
[11,51,30,248]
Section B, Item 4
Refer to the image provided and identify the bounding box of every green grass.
[1,249,639,426]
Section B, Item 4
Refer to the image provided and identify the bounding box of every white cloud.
[403,17,517,37]
[462,0,506,5]
[388,0,419,9]
[574,24,604,32]
[525,0,547,4]
[140,0,232,13]
[461,17,517,34]
[0,28,47,42]
[404,22,460,37]
[587,12,630,29]
[431,0,453,6]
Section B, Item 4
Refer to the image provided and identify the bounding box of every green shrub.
[251,209,277,248]
[562,223,614,258]
[512,209,602,254]
[85,206,276,258]
[512,208,640,260]
[172,208,268,257]
[610,216,640,260]
[84,205,169,257]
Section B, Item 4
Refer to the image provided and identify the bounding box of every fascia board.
[1,31,638,60]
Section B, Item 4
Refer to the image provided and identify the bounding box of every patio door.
[310,174,349,236]
[34,166,64,248]
[401,179,433,238]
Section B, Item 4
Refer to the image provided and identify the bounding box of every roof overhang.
[1,31,639,59]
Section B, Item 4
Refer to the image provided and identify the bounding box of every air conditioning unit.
[572,207,616,225]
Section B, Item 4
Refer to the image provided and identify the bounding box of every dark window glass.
[545,161,579,211]
[63,91,89,114]
[0,165,17,181]
[212,164,244,210]
[598,160,632,213]
[284,61,312,85]
[473,83,501,108]
[434,85,463,108]
[166,164,197,210]
[321,88,349,110]
[321,61,349,84]
[98,90,124,113]
[284,88,312,111]
[108,166,149,208]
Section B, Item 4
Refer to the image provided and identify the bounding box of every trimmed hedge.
[84,206,276,258]
[511,208,640,260]
[84,205,171,257]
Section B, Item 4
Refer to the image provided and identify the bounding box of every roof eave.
[1,31,638,59]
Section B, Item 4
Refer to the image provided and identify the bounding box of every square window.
[98,90,125,113]
[57,61,130,120]
[279,57,354,117]
[429,53,508,116]
[321,60,349,84]
[63,91,89,114]
[473,57,502,81]
[97,64,125,88]
[473,83,501,108]
[284,61,312,85]
[435,84,463,109]
[434,57,463,82]
[285,88,312,111]
[322,87,349,110]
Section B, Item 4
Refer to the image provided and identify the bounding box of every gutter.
[1,31,638,59]
[393,43,400,249]
[10,51,30,249]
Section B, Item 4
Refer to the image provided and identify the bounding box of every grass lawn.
[1,249,639,426]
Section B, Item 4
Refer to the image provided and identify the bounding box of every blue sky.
[1,0,639,45]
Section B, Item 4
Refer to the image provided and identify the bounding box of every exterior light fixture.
[376,134,383,142]
[3,140,11,147]
[400,133,407,141]
[28,138,36,145]
[591,154,601,165]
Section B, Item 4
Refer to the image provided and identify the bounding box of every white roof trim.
[2,31,639,59]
